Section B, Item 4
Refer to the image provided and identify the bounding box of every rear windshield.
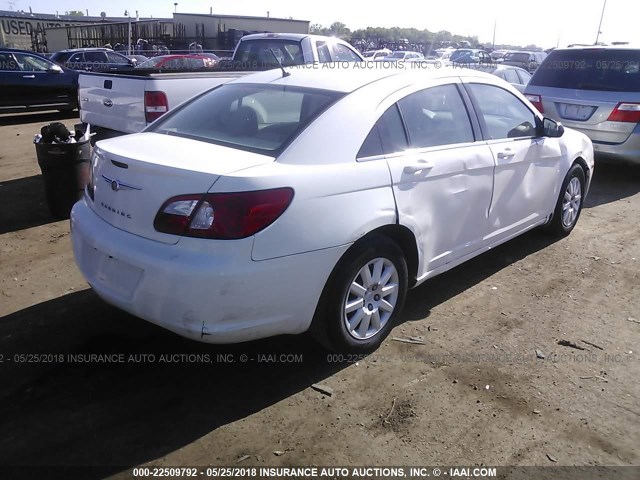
[530,49,640,92]
[234,39,304,67]
[504,52,530,62]
[150,84,343,155]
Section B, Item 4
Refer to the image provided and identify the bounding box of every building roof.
[173,12,309,24]
[0,9,170,23]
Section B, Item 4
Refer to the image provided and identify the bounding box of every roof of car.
[0,47,46,55]
[239,33,347,42]
[54,47,114,53]
[231,63,497,93]
[559,44,639,51]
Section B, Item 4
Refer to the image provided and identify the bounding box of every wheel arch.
[354,224,419,288]
[572,156,590,184]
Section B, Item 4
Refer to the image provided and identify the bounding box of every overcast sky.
[9,0,639,49]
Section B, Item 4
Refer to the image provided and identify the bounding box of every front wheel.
[546,164,586,236]
[311,236,408,353]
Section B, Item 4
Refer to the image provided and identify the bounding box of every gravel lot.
[1,111,638,478]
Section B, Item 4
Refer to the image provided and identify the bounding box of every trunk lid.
[90,132,275,244]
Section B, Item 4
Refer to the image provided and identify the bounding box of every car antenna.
[269,48,290,77]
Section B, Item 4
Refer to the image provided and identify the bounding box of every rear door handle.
[496,149,515,159]
[403,159,434,174]
[22,74,35,79]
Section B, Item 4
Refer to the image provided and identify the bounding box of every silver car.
[525,46,640,164]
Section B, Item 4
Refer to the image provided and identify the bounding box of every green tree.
[66,10,85,16]
[328,21,350,38]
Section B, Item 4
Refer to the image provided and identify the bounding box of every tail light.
[144,91,168,123]
[154,188,294,239]
[607,102,640,123]
[525,94,544,113]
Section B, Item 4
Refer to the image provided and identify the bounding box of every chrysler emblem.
[102,175,142,192]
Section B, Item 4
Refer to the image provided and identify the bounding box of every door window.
[0,53,20,71]
[332,43,362,62]
[502,68,520,84]
[357,104,408,158]
[398,84,475,148]
[468,83,538,139]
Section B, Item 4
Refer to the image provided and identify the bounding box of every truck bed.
[79,69,252,134]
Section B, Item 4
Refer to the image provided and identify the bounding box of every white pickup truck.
[79,33,364,135]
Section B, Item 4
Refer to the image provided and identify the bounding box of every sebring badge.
[101,175,142,192]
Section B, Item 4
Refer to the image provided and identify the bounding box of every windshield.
[389,52,406,59]
[451,50,473,61]
[504,52,530,62]
[150,84,343,154]
[530,49,640,92]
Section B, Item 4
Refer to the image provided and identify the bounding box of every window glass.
[468,83,538,139]
[84,51,107,63]
[529,49,640,92]
[316,41,331,63]
[517,69,531,85]
[234,40,304,67]
[332,43,362,62]
[502,68,520,84]
[398,84,474,148]
[0,53,20,71]
[151,84,342,154]
[68,52,84,63]
[357,104,408,158]
[504,52,531,63]
[106,52,127,63]
[14,53,51,71]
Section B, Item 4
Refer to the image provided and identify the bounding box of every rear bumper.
[71,197,348,343]
[591,124,640,164]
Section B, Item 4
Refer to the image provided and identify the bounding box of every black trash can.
[35,134,91,220]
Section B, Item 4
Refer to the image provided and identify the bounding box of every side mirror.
[48,64,63,73]
[542,117,564,138]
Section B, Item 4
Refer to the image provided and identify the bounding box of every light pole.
[174,3,178,13]
[595,0,607,45]
[124,10,131,56]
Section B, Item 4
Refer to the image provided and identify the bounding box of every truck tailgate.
[79,72,148,134]
[79,71,250,134]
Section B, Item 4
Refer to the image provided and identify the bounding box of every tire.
[311,235,408,353]
[546,164,586,236]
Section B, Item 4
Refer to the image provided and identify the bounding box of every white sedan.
[71,66,594,353]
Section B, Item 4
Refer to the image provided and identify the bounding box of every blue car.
[0,48,79,113]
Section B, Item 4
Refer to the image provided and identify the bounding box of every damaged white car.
[71,65,594,353]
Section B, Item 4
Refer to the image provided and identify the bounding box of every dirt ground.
[1,111,639,478]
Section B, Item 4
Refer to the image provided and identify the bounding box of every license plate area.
[556,103,597,121]
[86,247,144,300]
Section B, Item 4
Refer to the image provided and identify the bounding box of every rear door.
[465,81,561,239]
[382,81,495,275]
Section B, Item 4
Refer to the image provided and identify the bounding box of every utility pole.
[492,19,496,49]
[595,0,607,45]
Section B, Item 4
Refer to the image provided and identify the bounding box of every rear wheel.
[547,164,585,236]
[311,236,408,353]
